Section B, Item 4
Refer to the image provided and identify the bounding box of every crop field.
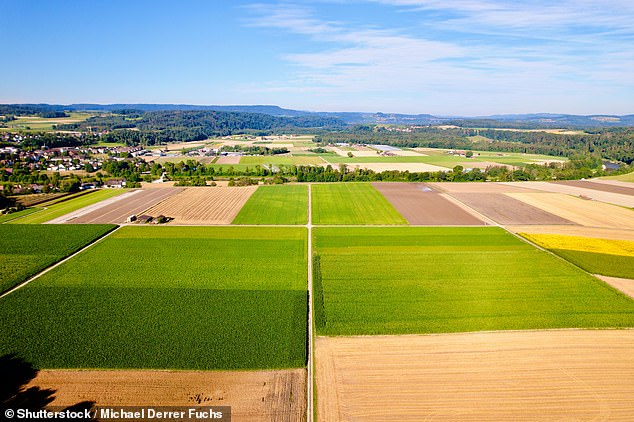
[232,185,308,225]
[601,171,634,182]
[508,192,634,228]
[521,233,634,279]
[371,183,484,225]
[313,226,634,335]
[30,369,306,421]
[144,186,256,224]
[506,181,634,208]
[316,330,634,421]
[0,226,307,369]
[0,208,39,223]
[240,155,325,166]
[311,183,407,225]
[0,224,115,293]
[10,189,126,224]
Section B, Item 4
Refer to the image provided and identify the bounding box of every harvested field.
[28,369,306,422]
[429,182,538,194]
[451,193,575,225]
[330,147,378,157]
[144,187,257,225]
[216,155,241,164]
[346,162,448,172]
[596,276,634,299]
[372,183,484,225]
[594,179,634,188]
[507,193,634,229]
[140,181,178,188]
[503,181,634,208]
[66,188,184,224]
[554,180,634,196]
[316,330,634,421]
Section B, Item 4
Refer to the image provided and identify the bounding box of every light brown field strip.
[507,192,634,229]
[450,193,576,225]
[316,331,634,421]
[503,181,634,208]
[428,182,539,194]
[553,180,634,196]
[596,275,634,299]
[372,182,485,225]
[505,225,634,242]
[144,186,257,225]
[68,188,184,224]
[29,369,306,422]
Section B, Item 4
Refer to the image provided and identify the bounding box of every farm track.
[65,188,184,224]
[316,330,634,421]
[145,187,256,225]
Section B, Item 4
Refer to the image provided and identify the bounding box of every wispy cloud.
[243,1,634,114]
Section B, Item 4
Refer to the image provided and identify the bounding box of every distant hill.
[1,103,633,128]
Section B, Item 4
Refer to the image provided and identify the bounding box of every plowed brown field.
[451,193,575,225]
[429,182,538,194]
[504,181,634,208]
[507,193,634,228]
[372,183,484,225]
[553,180,634,196]
[67,188,184,224]
[316,331,634,421]
[144,186,257,224]
[29,369,306,422]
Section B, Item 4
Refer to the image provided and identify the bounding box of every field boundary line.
[0,225,121,300]
[307,183,314,422]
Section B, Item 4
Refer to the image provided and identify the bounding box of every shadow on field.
[0,353,96,420]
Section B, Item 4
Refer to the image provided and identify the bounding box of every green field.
[311,183,407,225]
[551,249,634,279]
[232,185,308,225]
[0,224,115,293]
[0,208,39,223]
[0,226,307,369]
[240,155,325,165]
[600,172,634,182]
[9,189,125,224]
[313,227,634,335]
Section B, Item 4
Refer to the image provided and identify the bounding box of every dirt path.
[316,330,634,421]
[29,369,306,422]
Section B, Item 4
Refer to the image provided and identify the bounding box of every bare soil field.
[216,155,241,164]
[140,181,178,188]
[507,193,634,229]
[348,162,448,172]
[429,182,538,194]
[451,193,575,225]
[372,183,484,225]
[502,181,634,208]
[553,180,634,196]
[316,330,634,421]
[144,186,257,224]
[596,275,634,299]
[506,225,634,242]
[30,369,306,422]
[66,188,184,224]
[593,179,634,189]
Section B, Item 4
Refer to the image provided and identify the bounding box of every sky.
[1,0,633,115]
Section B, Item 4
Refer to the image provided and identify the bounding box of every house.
[104,178,126,188]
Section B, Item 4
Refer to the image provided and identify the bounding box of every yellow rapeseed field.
[521,233,634,257]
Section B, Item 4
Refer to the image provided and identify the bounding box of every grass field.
[0,224,115,293]
[240,155,325,165]
[0,226,307,369]
[601,172,634,182]
[0,208,39,223]
[312,183,407,225]
[232,185,308,225]
[521,233,634,279]
[9,189,126,224]
[313,227,634,335]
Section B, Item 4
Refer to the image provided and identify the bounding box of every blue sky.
[1,0,633,115]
